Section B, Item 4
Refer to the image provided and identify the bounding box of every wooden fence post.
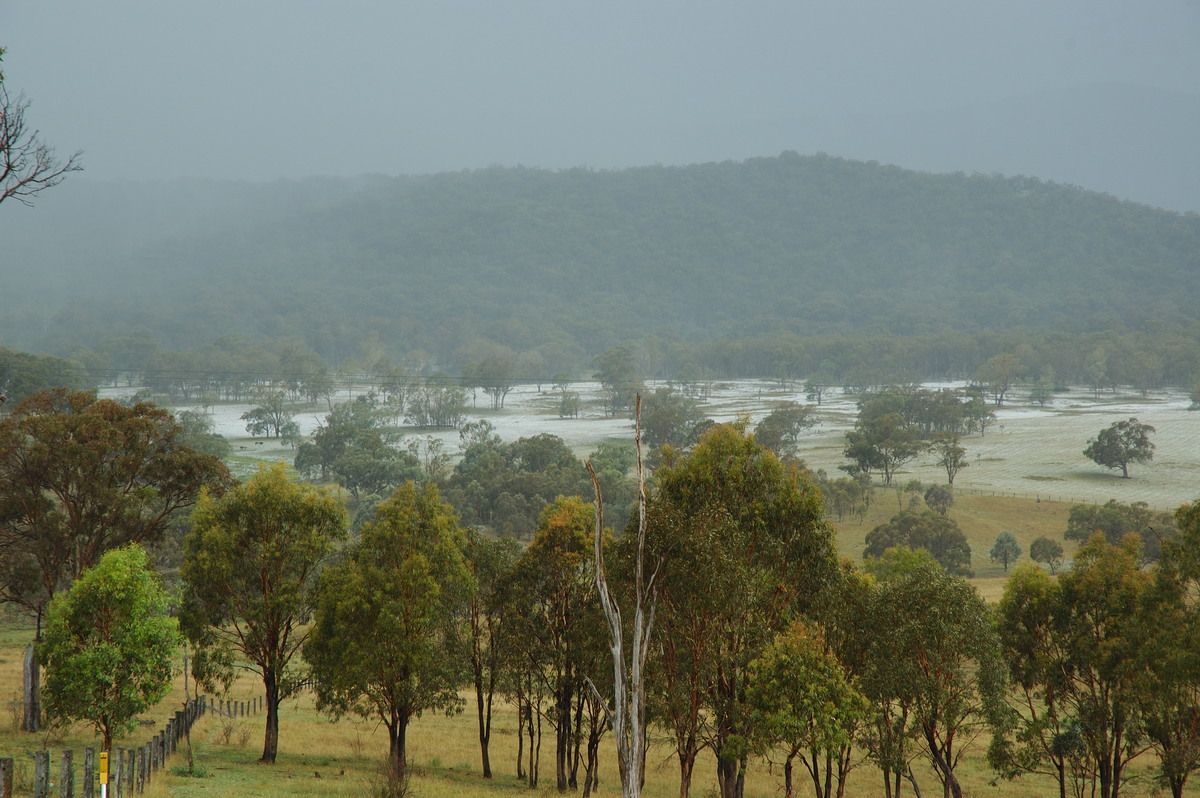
[111,749,122,798]
[34,750,49,798]
[22,645,40,733]
[136,747,146,794]
[60,750,74,798]
[83,748,94,798]
[0,757,13,798]
[123,749,134,797]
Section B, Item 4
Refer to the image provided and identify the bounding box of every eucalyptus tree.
[862,548,1006,798]
[644,422,836,798]
[305,482,475,779]
[181,464,347,763]
[1083,418,1155,479]
[992,535,1154,798]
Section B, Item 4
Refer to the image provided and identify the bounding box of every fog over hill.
[1,154,1197,373]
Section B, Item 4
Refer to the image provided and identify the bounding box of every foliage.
[640,386,709,449]
[1029,535,1065,573]
[294,393,420,499]
[992,536,1155,798]
[1083,417,1155,479]
[0,347,87,403]
[863,509,974,577]
[462,529,522,779]
[173,409,232,459]
[1065,498,1175,563]
[861,550,1007,798]
[0,388,232,628]
[181,463,347,763]
[747,621,868,798]
[592,346,643,418]
[305,481,475,778]
[931,433,969,484]
[753,401,817,461]
[644,422,836,798]
[843,413,925,486]
[923,483,954,515]
[990,531,1022,572]
[39,545,180,750]
[442,432,609,539]
[240,391,300,441]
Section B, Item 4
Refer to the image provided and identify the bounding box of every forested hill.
[4,152,1200,368]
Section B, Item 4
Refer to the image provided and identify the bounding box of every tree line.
[6,387,1200,798]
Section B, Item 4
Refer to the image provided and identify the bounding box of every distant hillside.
[1,153,1198,373]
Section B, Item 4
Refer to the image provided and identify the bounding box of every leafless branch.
[0,84,83,207]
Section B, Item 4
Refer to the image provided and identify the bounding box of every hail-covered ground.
[158,380,1198,511]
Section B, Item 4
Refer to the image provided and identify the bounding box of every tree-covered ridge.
[11,153,1200,367]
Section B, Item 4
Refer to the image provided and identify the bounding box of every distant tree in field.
[640,386,709,449]
[864,509,974,577]
[240,391,299,440]
[1029,536,1064,573]
[181,464,347,764]
[962,396,996,436]
[843,412,925,486]
[976,353,1022,406]
[305,482,474,780]
[1065,498,1175,563]
[1083,418,1155,478]
[592,345,643,418]
[404,375,469,429]
[931,433,968,484]
[754,401,817,460]
[924,484,954,516]
[989,531,1021,572]
[478,354,517,410]
[40,545,179,750]
[1029,375,1054,407]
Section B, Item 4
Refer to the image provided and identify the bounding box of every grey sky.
[3,1,1199,208]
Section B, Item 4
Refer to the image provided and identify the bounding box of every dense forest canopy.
[1,153,1198,381]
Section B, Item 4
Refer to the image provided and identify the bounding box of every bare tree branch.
[0,84,83,207]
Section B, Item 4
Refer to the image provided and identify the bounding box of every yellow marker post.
[99,750,109,798]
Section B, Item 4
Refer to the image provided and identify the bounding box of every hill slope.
[2,153,1198,368]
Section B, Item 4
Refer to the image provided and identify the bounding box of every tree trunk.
[677,748,697,798]
[388,711,410,778]
[717,755,745,798]
[22,644,40,733]
[474,670,493,778]
[261,671,280,763]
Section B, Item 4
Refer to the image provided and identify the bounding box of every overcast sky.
[3,1,1199,207]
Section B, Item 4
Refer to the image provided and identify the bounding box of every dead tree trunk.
[586,395,660,798]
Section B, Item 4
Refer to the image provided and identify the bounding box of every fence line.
[0,693,263,798]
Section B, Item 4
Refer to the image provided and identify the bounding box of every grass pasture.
[4,380,1198,795]
[1,489,1189,796]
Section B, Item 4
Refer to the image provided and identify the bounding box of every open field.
[0,625,1178,798]
[166,378,1200,511]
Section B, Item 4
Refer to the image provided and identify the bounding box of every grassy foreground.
[0,492,1185,796]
